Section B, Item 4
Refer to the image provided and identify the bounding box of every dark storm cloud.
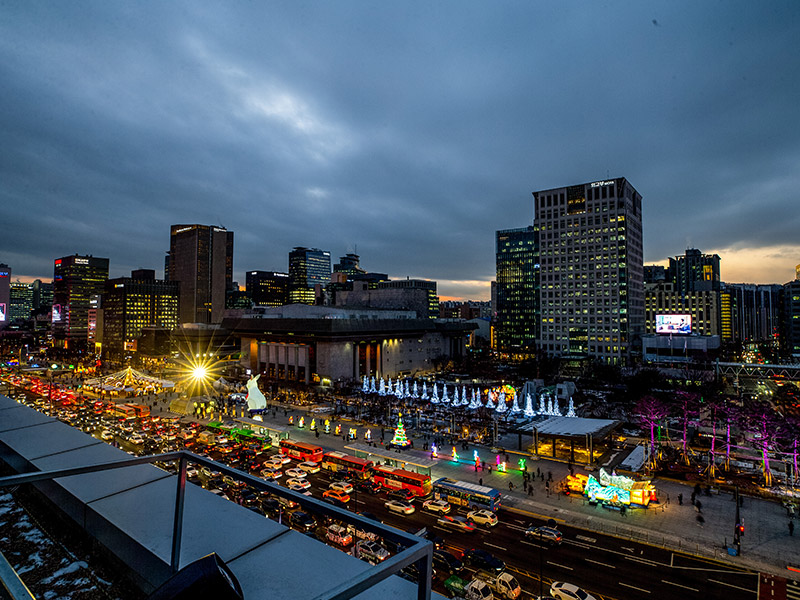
[2,1,799,296]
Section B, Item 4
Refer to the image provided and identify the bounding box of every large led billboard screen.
[0,303,5,322]
[656,314,691,335]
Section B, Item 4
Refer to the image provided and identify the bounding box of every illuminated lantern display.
[288,415,294,425]
[452,446,459,462]
[577,468,656,507]
[335,423,342,436]
[298,416,305,428]
[365,429,372,442]
[310,418,316,431]
[518,458,526,472]
[431,444,438,459]
[349,427,357,440]
[324,419,331,434]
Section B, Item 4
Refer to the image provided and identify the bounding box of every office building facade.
[781,274,800,361]
[723,283,781,344]
[288,247,331,305]
[102,270,179,357]
[533,178,644,363]
[494,226,538,357]
[168,224,233,324]
[670,248,721,294]
[644,282,722,337]
[9,282,34,322]
[52,254,109,349]
[0,264,9,325]
[246,271,290,307]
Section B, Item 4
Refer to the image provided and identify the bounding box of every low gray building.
[222,305,474,385]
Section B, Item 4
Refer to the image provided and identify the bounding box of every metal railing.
[0,451,432,600]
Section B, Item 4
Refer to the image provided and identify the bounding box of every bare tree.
[634,395,671,470]
[739,397,784,487]
[675,391,700,465]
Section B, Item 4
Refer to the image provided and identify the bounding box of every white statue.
[245,374,267,410]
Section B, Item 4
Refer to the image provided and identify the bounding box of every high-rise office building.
[494,226,538,357]
[669,248,721,294]
[782,272,800,361]
[288,247,331,305]
[168,224,233,324]
[101,269,179,357]
[9,281,34,321]
[723,283,781,344]
[52,254,110,349]
[533,178,644,363]
[32,279,53,312]
[0,264,9,324]
[246,271,290,307]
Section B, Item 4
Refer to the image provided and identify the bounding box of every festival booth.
[83,367,175,398]
[567,468,657,508]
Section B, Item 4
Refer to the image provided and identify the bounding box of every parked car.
[549,582,597,600]
[462,548,505,573]
[525,525,562,546]
[323,489,351,504]
[386,487,415,501]
[354,540,390,564]
[432,549,463,575]
[422,499,451,514]
[328,481,354,494]
[437,515,476,533]
[384,499,415,515]
[467,509,498,527]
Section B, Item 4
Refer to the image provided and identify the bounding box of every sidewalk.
[164,400,800,581]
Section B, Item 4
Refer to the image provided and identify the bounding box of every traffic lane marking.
[585,558,616,569]
[484,542,507,552]
[619,581,651,593]
[709,578,756,592]
[662,579,699,592]
[546,561,573,571]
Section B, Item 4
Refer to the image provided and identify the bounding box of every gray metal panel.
[87,475,287,568]
[31,442,169,503]
[0,403,53,432]
[0,420,102,460]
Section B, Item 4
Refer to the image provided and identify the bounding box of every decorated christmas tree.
[390,412,411,447]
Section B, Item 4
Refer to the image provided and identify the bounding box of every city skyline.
[2,2,800,299]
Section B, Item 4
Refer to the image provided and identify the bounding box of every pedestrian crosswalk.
[788,578,800,600]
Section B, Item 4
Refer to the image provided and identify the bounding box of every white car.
[467,509,498,527]
[329,481,354,494]
[384,499,415,515]
[550,582,597,600]
[286,477,311,490]
[298,461,320,474]
[129,434,145,445]
[261,467,282,480]
[285,467,307,479]
[100,430,114,441]
[270,454,292,465]
[422,499,451,514]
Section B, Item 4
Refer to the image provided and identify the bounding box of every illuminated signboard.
[655,314,691,335]
[55,259,62,266]
[52,304,62,322]
[174,226,193,234]
[0,271,8,278]
[0,303,6,322]
[75,258,89,265]
[590,180,615,188]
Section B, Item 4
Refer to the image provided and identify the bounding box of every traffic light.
[737,523,744,537]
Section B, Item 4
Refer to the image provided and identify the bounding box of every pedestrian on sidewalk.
[528,486,533,497]
[536,466,540,477]
[488,465,492,475]
[790,521,794,536]
[695,500,703,513]
[678,493,683,505]
[691,492,696,505]
[479,478,483,486]
[696,514,705,527]
[547,471,552,482]
[523,481,528,493]
[509,482,514,491]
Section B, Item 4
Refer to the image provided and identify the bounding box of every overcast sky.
[2,1,799,299]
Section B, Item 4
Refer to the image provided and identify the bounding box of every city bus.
[279,439,324,462]
[111,404,137,420]
[321,451,373,479]
[432,477,502,512]
[126,403,150,418]
[371,465,431,497]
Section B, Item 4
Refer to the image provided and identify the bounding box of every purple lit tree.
[739,397,784,487]
[675,391,700,466]
[634,395,671,469]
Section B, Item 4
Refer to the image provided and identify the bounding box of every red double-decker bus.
[371,465,432,497]
[321,451,373,479]
[279,439,323,462]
